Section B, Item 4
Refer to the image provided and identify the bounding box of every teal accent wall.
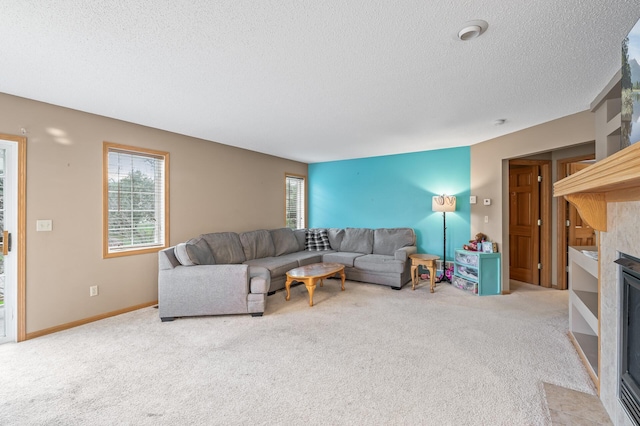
[308,147,470,261]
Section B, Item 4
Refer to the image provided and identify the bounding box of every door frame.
[0,133,26,342]
[556,154,595,290]
[508,159,552,287]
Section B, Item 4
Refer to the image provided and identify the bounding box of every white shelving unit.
[568,245,599,384]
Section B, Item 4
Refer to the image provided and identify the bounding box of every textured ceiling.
[2,1,640,163]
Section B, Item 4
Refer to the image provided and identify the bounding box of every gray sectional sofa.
[158,227,417,321]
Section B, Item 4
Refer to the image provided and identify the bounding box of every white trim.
[0,140,18,344]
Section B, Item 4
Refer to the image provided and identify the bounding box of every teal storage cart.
[453,249,501,296]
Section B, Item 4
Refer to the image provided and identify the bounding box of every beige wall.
[0,91,599,333]
[470,111,596,292]
[0,93,307,334]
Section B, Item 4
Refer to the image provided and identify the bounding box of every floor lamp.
[432,194,456,283]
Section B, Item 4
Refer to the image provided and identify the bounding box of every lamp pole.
[439,211,451,283]
[432,194,456,284]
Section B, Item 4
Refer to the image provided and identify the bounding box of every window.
[103,143,169,258]
[285,174,306,229]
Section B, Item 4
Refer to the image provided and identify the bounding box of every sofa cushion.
[175,237,215,266]
[244,257,299,278]
[373,228,416,256]
[322,251,365,267]
[305,228,331,251]
[293,229,307,251]
[270,228,300,256]
[174,243,195,266]
[239,230,276,261]
[201,232,246,264]
[327,228,345,251]
[340,228,373,254]
[354,254,405,274]
[277,251,326,267]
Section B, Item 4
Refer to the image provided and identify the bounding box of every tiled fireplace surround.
[599,200,640,425]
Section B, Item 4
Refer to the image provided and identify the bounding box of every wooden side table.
[409,254,439,293]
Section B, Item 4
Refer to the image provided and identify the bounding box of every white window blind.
[106,146,167,254]
[285,175,305,229]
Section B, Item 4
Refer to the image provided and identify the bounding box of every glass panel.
[626,275,640,384]
[285,176,305,229]
[107,148,165,252]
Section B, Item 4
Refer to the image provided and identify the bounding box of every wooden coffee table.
[409,253,440,293]
[285,262,346,307]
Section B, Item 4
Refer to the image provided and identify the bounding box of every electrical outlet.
[483,198,491,206]
[36,219,52,232]
[89,285,99,297]
[484,216,489,223]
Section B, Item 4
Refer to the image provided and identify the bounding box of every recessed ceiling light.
[458,20,488,41]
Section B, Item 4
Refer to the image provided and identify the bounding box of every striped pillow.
[305,229,331,251]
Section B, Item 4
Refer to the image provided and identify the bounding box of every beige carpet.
[0,280,595,425]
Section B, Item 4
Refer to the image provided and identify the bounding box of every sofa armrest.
[158,263,253,318]
[249,266,270,294]
[159,247,181,270]
[159,264,250,294]
[394,246,417,261]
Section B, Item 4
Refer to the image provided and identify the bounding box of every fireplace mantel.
[554,142,640,231]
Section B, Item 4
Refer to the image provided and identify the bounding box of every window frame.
[102,142,170,258]
[285,173,307,229]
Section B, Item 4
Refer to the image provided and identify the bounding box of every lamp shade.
[432,194,456,212]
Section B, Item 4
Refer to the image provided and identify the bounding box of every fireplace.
[616,255,640,425]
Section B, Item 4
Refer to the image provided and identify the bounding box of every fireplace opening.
[616,255,640,425]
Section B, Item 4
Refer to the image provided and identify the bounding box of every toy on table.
[463,233,488,251]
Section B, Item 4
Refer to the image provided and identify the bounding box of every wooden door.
[509,165,540,284]
[556,154,595,290]
[567,163,595,246]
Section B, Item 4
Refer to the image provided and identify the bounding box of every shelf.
[574,290,598,320]
[590,69,621,112]
[606,112,622,136]
[572,290,598,332]
[568,245,599,386]
[554,142,640,231]
[571,332,599,376]
[569,246,598,277]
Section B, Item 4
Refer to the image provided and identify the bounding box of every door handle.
[2,230,10,255]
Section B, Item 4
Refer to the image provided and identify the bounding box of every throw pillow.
[186,238,216,265]
[373,228,415,255]
[239,229,276,261]
[270,228,300,256]
[201,232,246,264]
[305,228,331,251]
[293,229,307,251]
[174,243,195,266]
[327,228,345,251]
[341,228,374,253]
[174,238,215,266]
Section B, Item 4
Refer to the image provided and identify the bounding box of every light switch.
[36,220,52,232]
[470,196,477,204]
